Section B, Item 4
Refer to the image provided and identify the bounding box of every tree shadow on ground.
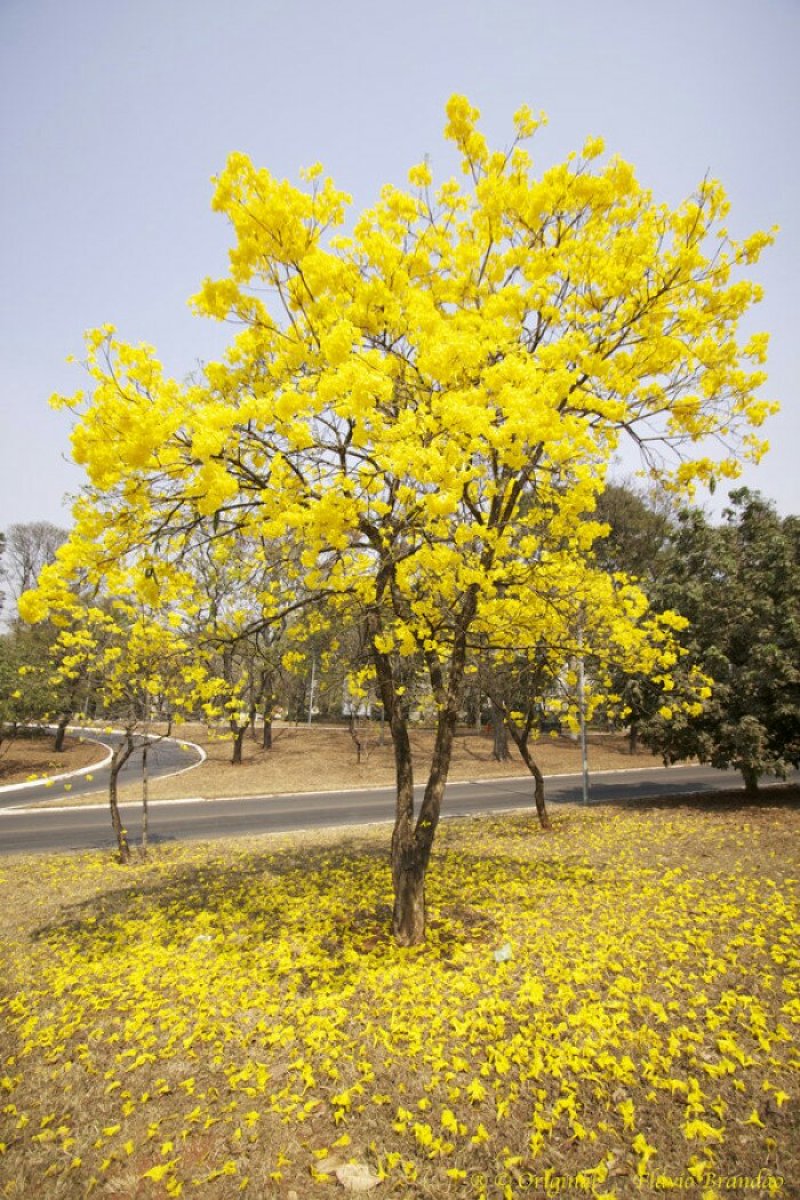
[28,827,602,970]
[584,781,800,814]
[31,781,797,964]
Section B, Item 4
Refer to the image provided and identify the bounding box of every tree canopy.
[632,489,799,792]
[21,96,776,942]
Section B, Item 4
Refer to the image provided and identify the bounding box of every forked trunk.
[109,732,134,864]
[379,580,477,946]
[231,722,247,765]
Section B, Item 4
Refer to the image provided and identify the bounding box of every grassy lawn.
[1,797,797,1198]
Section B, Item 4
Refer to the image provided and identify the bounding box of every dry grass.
[114,723,658,804]
[0,731,108,787]
[0,797,797,1198]
[17,723,660,809]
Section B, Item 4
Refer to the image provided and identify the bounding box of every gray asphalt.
[0,727,204,808]
[0,762,788,858]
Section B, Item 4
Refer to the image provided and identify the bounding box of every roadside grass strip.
[0,803,797,1198]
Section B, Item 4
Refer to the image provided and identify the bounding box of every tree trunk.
[231,721,247,765]
[54,711,72,753]
[349,715,363,763]
[491,702,510,761]
[389,719,421,944]
[141,740,149,858]
[109,732,134,864]
[371,616,425,946]
[504,718,552,831]
[391,842,428,946]
[628,722,639,755]
[392,704,458,945]
[515,737,552,830]
[262,715,273,751]
[741,765,760,796]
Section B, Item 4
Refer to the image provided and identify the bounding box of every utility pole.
[577,620,590,805]
[307,655,317,725]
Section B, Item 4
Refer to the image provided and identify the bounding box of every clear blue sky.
[1,0,798,530]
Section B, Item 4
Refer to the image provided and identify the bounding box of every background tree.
[1,523,68,623]
[637,490,800,793]
[185,533,322,759]
[593,481,675,583]
[475,555,710,830]
[0,627,54,752]
[2,523,110,749]
[479,647,558,829]
[22,96,775,944]
[0,618,91,754]
[44,593,218,861]
[0,525,75,747]
[593,482,680,751]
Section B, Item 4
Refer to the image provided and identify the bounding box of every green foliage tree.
[0,524,77,753]
[593,482,682,752]
[635,490,800,793]
[0,622,81,754]
[593,481,675,583]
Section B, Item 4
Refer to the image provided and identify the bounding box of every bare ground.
[9,724,663,808]
[0,730,109,786]
[113,723,660,804]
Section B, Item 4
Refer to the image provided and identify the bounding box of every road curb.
[0,729,113,795]
[0,727,206,797]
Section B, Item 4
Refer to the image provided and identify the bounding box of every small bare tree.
[2,523,68,618]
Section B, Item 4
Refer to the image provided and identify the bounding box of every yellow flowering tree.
[22,96,775,942]
[474,554,715,831]
[38,582,217,862]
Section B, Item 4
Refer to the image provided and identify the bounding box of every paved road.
[0,763,787,858]
[0,727,204,808]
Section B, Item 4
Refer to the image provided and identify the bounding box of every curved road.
[0,727,205,808]
[1,761,791,858]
